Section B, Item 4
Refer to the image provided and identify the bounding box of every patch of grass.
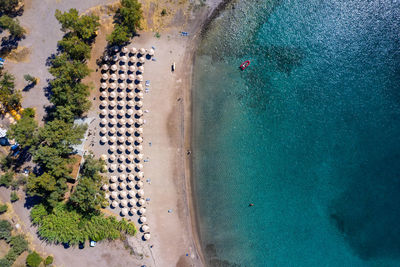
[154,32,161,38]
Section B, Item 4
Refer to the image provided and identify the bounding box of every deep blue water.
[192,0,400,266]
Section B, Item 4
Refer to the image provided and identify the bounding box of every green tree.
[55,9,99,42]
[10,191,19,202]
[44,256,53,266]
[0,0,19,15]
[58,35,91,60]
[49,54,90,81]
[0,15,25,38]
[26,173,57,198]
[26,251,43,267]
[118,0,143,34]
[106,24,129,46]
[23,74,37,84]
[0,204,7,213]
[0,71,21,111]
[0,172,13,187]
[9,234,28,254]
[0,219,12,241]
[8,108,38,147]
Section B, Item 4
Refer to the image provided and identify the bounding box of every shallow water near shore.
[192,0,400,266]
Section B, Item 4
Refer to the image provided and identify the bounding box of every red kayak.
[240,60,250,70]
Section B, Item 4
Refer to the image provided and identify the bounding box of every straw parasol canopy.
[127,83,135,90]
[139,216,147,223]
[110,175,118,182]
[109,145,116,152]
[100,109,107,116]
[139,48,146,54]
[121,208,128,216]
[136,127,144,135]
[110,82,117,89]
[110,183,117,191]
[138,198,146,206]
[109,136,117,143]
[141,225,150,232]
[109,109,117,116]
[128,190,136,198]
[127,181,135,189]
[118,127,126,134]
[100,118,107,125]
[111,200,118,207]
[119,119,126,127]
[100,100,107,107]
[139,57,145,63]
[126,145,134,152]
[127,92,135,99]
[109,100,116,107]
[109,92,116,99]
[109,154,116,162]
[143,233,151,240]
[109,127,116,134]
[119,83,127,91]
[137,172,144,179]
[118,136,126,143]
[127,100,135,108]
[121,55,128,62]
[136,92,144,99]
[119,73,126,80]
[129,198,136,206]
[120,65,127,71]
[120,199,128,207]
[128,173,135,181]
[137,84,143,91]
[126,164,134,172]
[127,136,134,144]
[135,155,144,163]
[109,118,117,125]
[111,64,118,71]
[128,74,135,80]
[139,207,146,215]
[100,127,107,134]
[136,110,143,117]
[120,191,128,199]
[102,64,109,70]
[119,182,126,190]
[118,91,126,98]
[118,145,125,152]
[138,66,144,73]
[127,127,134,134]
[136,75,143,81]
[118,109,125,116]
[110,73,117,80]
[126,155,134,163]
[110,164,117,171]
[136,101,143,108]
[148,49,155,56]
[136,181,144,189]
[119,174,126,181]
[126,118,134,126]
[118,100,125,107]
[136,163,143,170]
[129,65,136,72]
[135,118,144,125]
[135,145,143,152]
[119,164,126,171]
[122,47,129,53]
[102,184,109,190]
[100,154,108,161]
[102,73,108,80]
[130,207,137,215]
[137,189,144,197]
[101,82,107,89]
[131,47,137,54]
[105,193,110,199]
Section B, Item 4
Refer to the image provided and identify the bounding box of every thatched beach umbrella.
[127,181,135,189]
[118,127,126,135]
[102,73,108,80]
[100,127,107,134]
[119,83,127,91]
[127,155,134,163]
[109,136,117,143]
[119,164,126,172]
[129,198,136,207]
[109,100,116,107]
[129,65,136,72]
[109,109,117,116]
[121,55,128,62]
[109,127,116,134]
[139,48,146,54]
[121,199,128,207]
[126,164,134,172]
[143,233,151,240]
[100,118,107,125]
[131,47,137,54]
[139,57,145,63]
[136,127,144,135]
[110,163,117,171]
[139,207,146,215]
[101,82,107,89]
[111,64,118,71]
[135,145,143,153]
[135,137,143,144]
[136,153,144,161]
[127,127,134,135]
[100,109,107,116]
[128,190,136,198]
[110,175,118,183]
[126,118,134,126]
[105,193,110,199]
[136,92,144,99]
[111,200,118,207]
[109,145,116,152]
[136,172,144,180]
[109,118,117,125]
[139,216,147,223]
[110,73,117,80]
[127,145,134,152]
[110,82,117,89]
[148,49,154,56]
[136,110,143,117]
[109,154,116,162]
[117,109,125,117]
[127,83,135,90]
[118,145,125,152]
[127,100,135,108]
[136,181,144,189]
[102,184,109,191]
[119,181,126,190]
[120,191,128,199]
[135,118,144,125]
[121,208,128,216]
[141,225,150,232]
[136,101,143,108]
[109,92,116,99]
[119,174,126,181]
[122,47,129,54]
[130,207,137,215]
[137,189,144,197]
[110,183,117,191]
[128,74,135,80]
[102,64,109,70]
[100,100,107,107]
[100,154,108,161]
[138,198,146,206]
[136,75,143,82]
[118,100,125,107]
[128,173,135,181]
[138,66,144,73]
[119,73,126,80]
[118,91,126,99]
[127,136,134,144]
[120,65,127,71]
[137,84,143,91]
[136,163,143,170]
[127,92,135,99]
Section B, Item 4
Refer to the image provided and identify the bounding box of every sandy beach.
[0,0,226,266]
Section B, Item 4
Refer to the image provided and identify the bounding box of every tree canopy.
[8,108,38,148]
[0,72,21,111]
[0,0,19,15]
[58,35,91,60]
[0,15,25,38]
[55,9,99,42]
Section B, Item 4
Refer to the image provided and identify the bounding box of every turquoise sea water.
[192,0,400,266]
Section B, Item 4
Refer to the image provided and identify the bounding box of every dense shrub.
[0,204,8,214]
[44,255,54,266]
[10,191,19,202]
[0,172,13,187]
[0,220,12,241]
[26,251,43,267]
[0,15,25,38]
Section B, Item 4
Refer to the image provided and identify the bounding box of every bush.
[44,255,54,266]
[26,251,43,267]
[161,8,167,16]
[0,15,25,38]
[0,172,13,187]
[10,191,19,202]
[9,235,28,255]
[0,220,12,241]
[0,204,8,214]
